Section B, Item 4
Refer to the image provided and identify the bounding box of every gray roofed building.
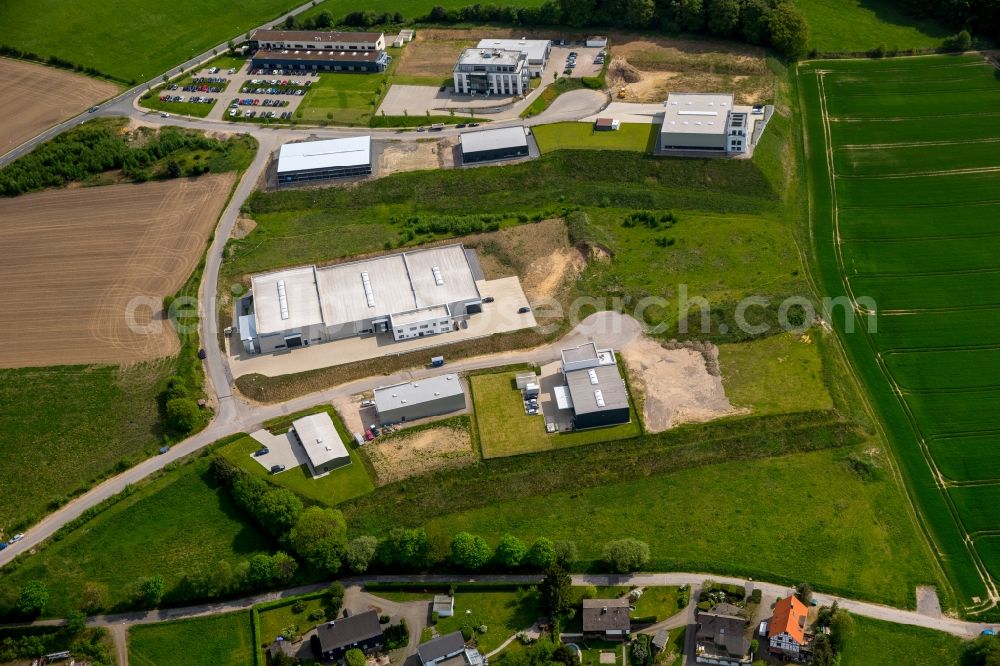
[291,412,351,475]
[311,610,384,662]
[433,594,455,617]
[559,344,630,430]
[695,608,751,665]
[582,598,631,637]
[374,373,466,424]
[418,631,467,666]
[277,137,372,184]
[251,29,386,49]
[460,126,530,164]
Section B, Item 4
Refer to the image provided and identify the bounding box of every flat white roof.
[477,39,549,62]
[293,412,349,469]
[252,265,323,335]
[277,137,371,174]
[460,126,528,154]
[374,374,465,411]
[661,93,734,136]
[457,47,525,67]
[316,253,416,326]
[391,305,450,327]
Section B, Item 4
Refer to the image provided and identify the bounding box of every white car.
[160,112,170,118]
[9,533,24,544]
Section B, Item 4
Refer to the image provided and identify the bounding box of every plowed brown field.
[0,57,118,156]
[0,174,235,367]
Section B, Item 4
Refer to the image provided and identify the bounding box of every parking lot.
[149,61,312,122]
[247,428,310,474]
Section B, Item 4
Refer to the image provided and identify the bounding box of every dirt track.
[0,174,235,367]
[0,57,118,155]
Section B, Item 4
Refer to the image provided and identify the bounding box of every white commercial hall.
[658,93,749,154]
[276,136,373,184]
[241,244,483,354]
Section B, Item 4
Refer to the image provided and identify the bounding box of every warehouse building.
[250,48,391,72]
[291,412,351,476]
[250,29,386,52]
[460,126,529,164]
[658,93,752,155]
[559,343,630,429]
[276,137,372,184]
[374,373,466,424]
[245,245,483,354]
[476,38,551,75]
[453,47,530,96]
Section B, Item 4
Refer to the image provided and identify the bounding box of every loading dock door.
[284,335,303,348]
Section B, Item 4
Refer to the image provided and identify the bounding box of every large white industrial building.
[240,245,483,355]
[476,39,551,74]
[374,373,466,424]
[276,137,372,184]
[658,93,749,155]
[453,47,530,96]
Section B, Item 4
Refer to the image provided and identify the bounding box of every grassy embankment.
[129,611,255,666]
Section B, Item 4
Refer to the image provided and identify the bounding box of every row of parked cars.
[182,84,224,93]
[240,86,307,96]
[250,68,318,76]
[229,108,294,120]
[159,94,213,104]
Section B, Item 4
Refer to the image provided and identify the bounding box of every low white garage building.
[374,373,466,424]
[292,412,351,476]
[658,93,748,155]
[277,136,373,184]
[245,245,483,354]
[460,126,530,164]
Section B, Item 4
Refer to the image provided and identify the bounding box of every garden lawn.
[129,612,255,666]
[139,95,216,118]
[470,371,641,458]
[296,71,388,126]
[532,123,659,153]
[219,435,374,506]
[0,0,304,83]
[839,615,964,665]
[435,588,541,653]
[420,446,938,607]
[719,331,833,416]
[794,0,946,53]
[0,458,273,617]
[257,592,334,642]
[631,586,685,621]
[0,361,170,532]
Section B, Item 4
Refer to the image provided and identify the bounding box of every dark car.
[254,447,270,457]
[469,122,480,127]
[270,464,286,474]
[456,123,467,128]
[89,106,99,113]
[518,306,531,314]
[0,542,7,551]
[482,296,495,303]
[197,348,207,360]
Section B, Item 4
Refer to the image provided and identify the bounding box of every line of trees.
[893,0,1000,41]
[0,121,226,197]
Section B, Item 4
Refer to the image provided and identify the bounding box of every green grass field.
[0,361,170,533]
[434,589,541,653]
[0,457,273,616]
[795,0,947,53]
[719,331,833,416]
[257,592,334,643]
[129,612,255,666]
[840,615,965,665]
[532,122,659,153]
[470,371,641,458]
[0,0,304,83]
[139,95,217,118]
[631,586,684,621]
[296,70,390,126]
[299,0,545,25]
[419,445,937,607]
[798,53,1000,608]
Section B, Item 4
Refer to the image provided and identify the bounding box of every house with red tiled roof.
[768,595,809,659]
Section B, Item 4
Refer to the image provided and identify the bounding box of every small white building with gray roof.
[374,373,466,424]
[291,411,351,476]
[245,245,483,354]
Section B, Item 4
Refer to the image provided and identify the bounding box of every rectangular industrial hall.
[276,137,372,184]
[658,93,749,155]
[559,343,630,429]
[460,126,529,164]
[374,373,466,424]
[243,245,483,354]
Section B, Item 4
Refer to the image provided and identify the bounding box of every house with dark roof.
[418,631,484,666]
[768,595,810,660]
[310,610,384,662]
[694,606,751,665]
[582,598,631,639]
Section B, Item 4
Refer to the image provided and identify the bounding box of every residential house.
[768,595,809,660]
[311,610,384,662]
[582,598,631,639]
[694,604,751,666]
[418,631,485,666]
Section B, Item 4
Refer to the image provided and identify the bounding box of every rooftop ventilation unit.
[595,390,605,407]
[361,271,375,308]
[277,280,289,320]
[588,369,599,385]
[432,266,444,286]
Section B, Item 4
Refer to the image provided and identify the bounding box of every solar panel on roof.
[588,369,599,385]
[595,390,605,407]
[432,266,444,286]
[277,280,289,320]
[361,272,375,308]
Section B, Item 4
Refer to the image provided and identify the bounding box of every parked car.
[89,106,99,113]
[160,112,170,118]
[518,306,531,313]
[197,348,207,360]
[369,424,381,437]
[0,542,7,551]
[159,445,170,454]
[360,399,376,408]
[469,122,480,127]
[9,533,25,544]
[482,296,495,303]
[270,464,286,474]
[456,123,467,128]
[254,447,269,457]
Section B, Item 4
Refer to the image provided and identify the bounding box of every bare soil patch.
[609,36,773,105]
[395,31,476,78]
[232,217,258,239]
[0,58,118,155]
[364,425,475,485]
[0,174,235,367]
[379,138,457,175]
[621,336,745,433]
